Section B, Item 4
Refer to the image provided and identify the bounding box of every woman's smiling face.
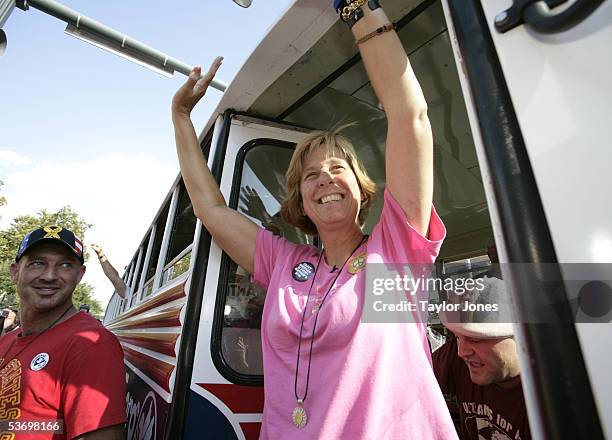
[299,147,362,232]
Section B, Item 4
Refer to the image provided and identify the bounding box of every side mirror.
[0,29,7,57]
[232,0,252,8]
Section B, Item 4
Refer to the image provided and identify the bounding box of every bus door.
[179,113,311,440]
[443,1,611,438]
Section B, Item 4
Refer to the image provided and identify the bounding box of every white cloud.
[0,150,32,167]
[2,152,178,307]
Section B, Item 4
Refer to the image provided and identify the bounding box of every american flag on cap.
[74,236,83,255]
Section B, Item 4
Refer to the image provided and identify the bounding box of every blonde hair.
[280,128,377,235]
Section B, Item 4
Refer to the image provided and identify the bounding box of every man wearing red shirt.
[0,225,126,439]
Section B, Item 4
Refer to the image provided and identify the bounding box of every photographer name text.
[372,300,499,313]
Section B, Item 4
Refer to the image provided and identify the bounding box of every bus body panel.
[186,115,310,439]
[479,2,612,437]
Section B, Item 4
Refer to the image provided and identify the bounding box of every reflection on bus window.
[444,255,491,280]
[130,235,149,307]
[222,262,266,375]
[428,253,498,326]
[163,182,197,286]
[143,201,170,298]
[221,142,313,376]
[142,278,154,299]
[128,253,143,308]
[163,250,192,284]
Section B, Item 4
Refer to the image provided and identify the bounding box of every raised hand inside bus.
[239,186,273,227]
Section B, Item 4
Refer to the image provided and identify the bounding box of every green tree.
[0,181,11,301]
[0,206,103,315]
[0,181,6,222]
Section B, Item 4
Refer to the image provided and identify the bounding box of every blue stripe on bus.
[183,390,238,439]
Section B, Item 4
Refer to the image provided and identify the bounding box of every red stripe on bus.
[240,422,262,440]
[117,335,178,358]
[107,281,186,324]
[125,284,185,318]
[110,309,182,330]
[196,383,264,413]
[123,345,174,393]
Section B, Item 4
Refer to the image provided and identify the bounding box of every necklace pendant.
[311,298,322,314]
[292,400,308,428]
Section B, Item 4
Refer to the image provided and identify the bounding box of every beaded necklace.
[292,235,367,428]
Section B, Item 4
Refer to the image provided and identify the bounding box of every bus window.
[162,181,196,285]
[118,262,132,312]
[443,255,491,280]
[130,235,149,305]
[219,141,313,377]
[143,200,170,298]
[424,247,505,346]
[128,247,145,307]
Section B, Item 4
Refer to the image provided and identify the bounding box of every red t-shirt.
[0,312,127,439]
[433,338,532,440]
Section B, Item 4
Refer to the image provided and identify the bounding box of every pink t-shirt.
[253,189,458,439]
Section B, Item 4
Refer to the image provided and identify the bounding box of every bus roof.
[197,0,423,142]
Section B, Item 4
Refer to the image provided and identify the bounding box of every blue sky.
[1,0,294,305]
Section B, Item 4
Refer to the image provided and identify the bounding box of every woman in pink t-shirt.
[171,2,457,439]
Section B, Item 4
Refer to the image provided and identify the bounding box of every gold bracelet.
[341,0,367,21]
[356,23,395,45]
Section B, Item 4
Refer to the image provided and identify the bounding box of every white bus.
[103,0,611,438]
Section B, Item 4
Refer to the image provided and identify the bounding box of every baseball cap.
[439,276,515,339]
[15,225,85,264]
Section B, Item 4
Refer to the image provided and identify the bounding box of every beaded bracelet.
[356,23,395,44]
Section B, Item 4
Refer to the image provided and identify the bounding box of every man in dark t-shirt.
[433,337,530,440]
[433,277,532,440]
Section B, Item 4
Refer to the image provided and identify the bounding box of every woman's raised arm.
[172,58,259,273]
[348,3,433,236]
